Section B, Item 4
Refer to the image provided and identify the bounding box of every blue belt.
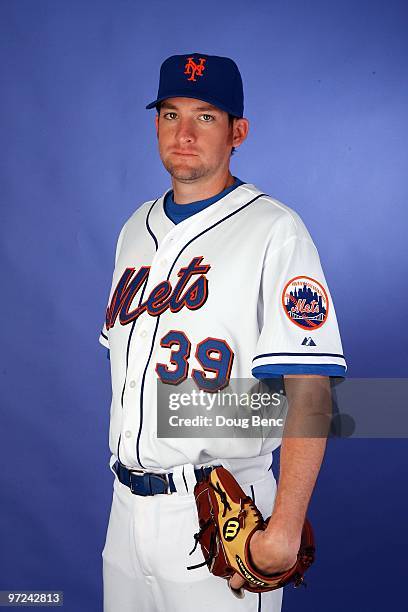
[112,461,220,496]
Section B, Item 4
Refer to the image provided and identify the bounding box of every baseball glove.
[187,466,315,595]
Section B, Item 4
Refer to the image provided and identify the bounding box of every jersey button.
[140,330,147,338]
[129,380,136,388]
[160,258,167,266]
[124,430,132,438]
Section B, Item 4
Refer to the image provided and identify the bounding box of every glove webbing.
[186,480,232,571]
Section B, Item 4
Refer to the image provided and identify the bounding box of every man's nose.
[175,118,196,144]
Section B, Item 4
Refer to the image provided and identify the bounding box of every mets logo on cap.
[184,56,206,81]
[282,276,329,330]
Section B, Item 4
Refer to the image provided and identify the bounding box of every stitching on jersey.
[136,192,267,469]
[252,352,345,361]
[145,198,160,250]
[263,235,319,269]
[253,192,302,233]
[118,199,159,468]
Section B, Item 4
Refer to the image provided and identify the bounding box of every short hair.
[156,103,237,156]
[228,114,237,156]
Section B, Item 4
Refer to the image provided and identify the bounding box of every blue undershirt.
[164,176,245,224]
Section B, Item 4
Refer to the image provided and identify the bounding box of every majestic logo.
[282,276,329,330]
[184,57,206,81]
[223,518,240,541]
[105,256,210,330]
[302,337,317,346]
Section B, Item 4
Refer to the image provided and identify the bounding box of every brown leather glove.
[187,466,315,593]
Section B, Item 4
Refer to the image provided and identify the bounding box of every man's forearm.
[265,375,332,546]
[266,435,327,546]
[229,376,333,584]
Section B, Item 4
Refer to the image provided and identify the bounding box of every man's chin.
[164,162,208,182]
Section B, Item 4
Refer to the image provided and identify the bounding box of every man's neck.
[171,171,235,205]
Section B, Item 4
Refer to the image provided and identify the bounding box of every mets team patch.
[282,276,329,330]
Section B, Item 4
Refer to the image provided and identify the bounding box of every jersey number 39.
[155,330,234,392]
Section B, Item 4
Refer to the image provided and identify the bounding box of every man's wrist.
[264,513,303,550]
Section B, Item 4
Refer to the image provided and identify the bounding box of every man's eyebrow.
[160,102,220,112]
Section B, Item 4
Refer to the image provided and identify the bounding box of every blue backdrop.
[1,0,407,610]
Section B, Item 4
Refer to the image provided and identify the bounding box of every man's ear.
[232,118,249,148]
[155,113,159,138]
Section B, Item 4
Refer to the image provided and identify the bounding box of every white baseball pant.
[102,462,283,612]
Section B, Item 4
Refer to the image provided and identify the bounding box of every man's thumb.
[228,573,245,599]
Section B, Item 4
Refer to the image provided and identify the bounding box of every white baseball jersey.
[99,182,346,471]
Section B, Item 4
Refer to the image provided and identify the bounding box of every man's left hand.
[228,526,299,591]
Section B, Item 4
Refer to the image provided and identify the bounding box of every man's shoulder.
[119,194,165,234]
[129,195,162,220]
[243,184,313,242]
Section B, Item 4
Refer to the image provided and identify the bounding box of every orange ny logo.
[184,57,206,82]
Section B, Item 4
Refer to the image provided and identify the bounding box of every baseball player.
[99,53,347,612]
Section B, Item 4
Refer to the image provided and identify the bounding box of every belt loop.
[172,463,195,495]
[182,464,196,492]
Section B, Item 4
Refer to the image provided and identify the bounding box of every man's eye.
[200,114,214,122]
[164,112,177,119]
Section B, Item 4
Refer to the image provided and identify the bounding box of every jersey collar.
[147,183,263,248]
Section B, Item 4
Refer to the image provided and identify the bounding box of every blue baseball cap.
[145,53,244,118]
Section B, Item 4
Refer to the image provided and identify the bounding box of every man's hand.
[228,526,299,590]
[187,465,315,595]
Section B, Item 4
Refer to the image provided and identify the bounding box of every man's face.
[155,97,237,182]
